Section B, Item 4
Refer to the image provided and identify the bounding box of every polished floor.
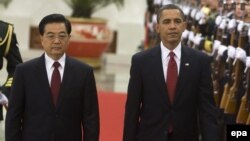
[0,49,130,140]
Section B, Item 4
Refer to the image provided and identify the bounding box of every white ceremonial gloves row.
[214,41,249,69]
[182,30,204,46]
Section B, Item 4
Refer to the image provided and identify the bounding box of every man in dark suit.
[0,20,23,120]
[5,14,99,141]
[123,4,221,141]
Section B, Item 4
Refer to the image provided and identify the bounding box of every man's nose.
[169,22,176,28]
[53,37,61,42]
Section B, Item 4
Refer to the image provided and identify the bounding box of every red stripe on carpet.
[98,91,126,141]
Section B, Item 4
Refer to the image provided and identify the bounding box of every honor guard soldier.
[192,0,221,54]
[0,20,23,120]
[215,1,250,140]
[144,0,164,49]
[144,0,158,49]
[234,0,250,125]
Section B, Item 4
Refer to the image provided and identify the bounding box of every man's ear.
[40,35,44,43]
[40,35,46,48]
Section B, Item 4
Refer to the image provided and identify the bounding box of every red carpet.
[98,91,126,141]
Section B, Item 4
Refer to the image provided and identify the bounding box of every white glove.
[228,19,236,30]
[235,47,247,62]
[246,57,250,68]
[147,22,154,32]
[183,6,191,16]
[182,29,190,39]
[215,15,222,26]
[191,9,197,19]
[188,31,195,43]
[218,45,227,56]
[212,40,221,55]
[237,21,244,32]
[194,34,203,45]
[227,45,236,59]
[195,11,202,21]
[152,14,157,24]
[0,92,8,105]
[199,18,206,25]
[245,57,250,73]
[219,19,227,30]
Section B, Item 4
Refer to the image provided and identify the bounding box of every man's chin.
[168,39,179,43]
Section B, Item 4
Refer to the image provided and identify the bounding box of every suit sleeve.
[2,32,23,98]
[123,55,143,141]
[5,65,24,141]
[82,67,100,141]
[198,55,221,141]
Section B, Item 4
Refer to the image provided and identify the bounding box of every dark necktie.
[51,62,61,105]
[166,51,178,104]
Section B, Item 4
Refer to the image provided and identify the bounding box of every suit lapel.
[173,46,192,104]
[151,46,170,106]
[35,55,75,111]
[55,56,73,110]
[35,54,55,110]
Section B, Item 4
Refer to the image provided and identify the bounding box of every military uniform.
[0,20,22,120]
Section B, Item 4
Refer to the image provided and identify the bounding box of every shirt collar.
[45,53,66,69]
[160,41,181,60]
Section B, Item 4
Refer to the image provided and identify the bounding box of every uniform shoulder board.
[0,20,14,36]
[0,20,14,56]
[0,20,13,26]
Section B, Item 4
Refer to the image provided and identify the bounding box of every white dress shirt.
[160,41,181,81]
[45,53,66,86]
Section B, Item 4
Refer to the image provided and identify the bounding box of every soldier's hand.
[0,92,8,106]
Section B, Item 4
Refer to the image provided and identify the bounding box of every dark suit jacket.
[5,54,99,141]
[123,45,220,141]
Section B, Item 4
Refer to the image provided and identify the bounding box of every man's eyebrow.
[173,17,182,20]
[45,31,67,34]
[45,32,54,34]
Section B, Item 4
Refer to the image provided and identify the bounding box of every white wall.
[0,0,146,57]
[93,0,146,55]
[0,0,72,50]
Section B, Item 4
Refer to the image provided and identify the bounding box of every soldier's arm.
[2,29,23,98]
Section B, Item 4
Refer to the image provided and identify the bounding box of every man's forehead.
[162,9,182,15]
[44,23,66,31]
[161,10,182,17]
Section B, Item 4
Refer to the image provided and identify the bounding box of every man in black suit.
[123,4,220,141]
[0,20,23,120]
[5,14,100,141]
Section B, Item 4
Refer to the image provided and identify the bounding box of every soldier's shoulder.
[0,20,13,27]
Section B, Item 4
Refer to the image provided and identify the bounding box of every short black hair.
[38,13,71,35]
[156,4,186,23]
